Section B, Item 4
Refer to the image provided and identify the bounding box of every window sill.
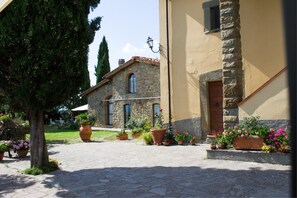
[204,28,221,34]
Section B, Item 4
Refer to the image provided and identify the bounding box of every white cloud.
[122,43,145,54]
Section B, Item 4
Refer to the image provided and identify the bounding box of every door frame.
[199,69,222,137]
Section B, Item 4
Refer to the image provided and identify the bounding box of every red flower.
[160,109,163,112]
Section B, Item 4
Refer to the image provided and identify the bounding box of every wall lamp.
[146,37,160,53]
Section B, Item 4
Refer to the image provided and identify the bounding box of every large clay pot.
[0,152,3,161]
[17,149,29,157]
[79,124,92,142]
[150,128,166,145]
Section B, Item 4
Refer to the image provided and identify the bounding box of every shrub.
[23,158,59,175]
[142,132,153,145]
[125,116,149,131]
[131,128,143,135]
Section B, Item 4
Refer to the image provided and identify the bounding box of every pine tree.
[95,36,110,83]
[0,0,101,168]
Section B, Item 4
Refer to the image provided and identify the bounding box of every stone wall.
[220,0,243,129]
[87,60,160,128]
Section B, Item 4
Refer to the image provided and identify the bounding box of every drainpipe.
[165,0,172,130]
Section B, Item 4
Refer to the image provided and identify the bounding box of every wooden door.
[209,81,223,132]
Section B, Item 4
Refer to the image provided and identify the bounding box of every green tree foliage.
[95,36,110,83]
[0,0,101,168]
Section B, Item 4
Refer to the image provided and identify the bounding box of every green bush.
[23,167,44,175]
[142,132,153,145]
[23,158,59,175]
[126,116,150,132]
[131,128,143,135]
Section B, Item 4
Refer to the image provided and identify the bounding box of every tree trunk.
[30,110,48,168]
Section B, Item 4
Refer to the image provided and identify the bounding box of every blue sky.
[88,0,160,86]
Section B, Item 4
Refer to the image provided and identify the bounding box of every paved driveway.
[0,141,290,197]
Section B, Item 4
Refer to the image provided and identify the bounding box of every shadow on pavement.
[41,166,290,197]
[0,174,36,196]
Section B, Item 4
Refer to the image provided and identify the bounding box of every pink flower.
[15,146,20,150]
[229,132,233,135]
[241,134,244,137]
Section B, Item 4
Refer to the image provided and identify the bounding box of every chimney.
[118,59,125,66]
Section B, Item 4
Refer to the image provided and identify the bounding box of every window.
[153,103,160,126]
[202,0,220,33]
[107,98,113,125]
[124,104,131,125]
[128,73,136,93]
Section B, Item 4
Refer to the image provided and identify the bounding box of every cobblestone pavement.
[0,141,290,197]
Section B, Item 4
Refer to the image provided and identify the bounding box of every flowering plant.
[267,128,290,147]
[190,135,197,142]
[174,131,190,142]
[153,109,164,129]
[12,140,30,151]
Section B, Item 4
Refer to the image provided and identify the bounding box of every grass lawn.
[27,125,122,144]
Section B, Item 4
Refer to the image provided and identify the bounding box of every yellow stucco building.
[159,0,289,138]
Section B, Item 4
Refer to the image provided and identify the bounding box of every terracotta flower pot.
[233,136,264,150]
[0,152,4,161]
[178,141,184,145]
[132,132,142,139]
[17,149,29,157]
[116,134,128,140]
[79,124,92,142]
[150,128,166,145]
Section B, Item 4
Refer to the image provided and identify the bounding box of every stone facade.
[220,0,243,129]
[83,56,160,128]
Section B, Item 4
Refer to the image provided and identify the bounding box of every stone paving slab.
[0,141,291,197]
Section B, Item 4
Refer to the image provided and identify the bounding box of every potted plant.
[189,135,197,145]
[12,140,30,157]
[0,141,9,161]
[150,109,166,145]
[266,128,290,153]
[174,131,190,145]
[141,132,154,145]
[131,128,143,139]
[116,129,128,140]
[232,116,271,150]
[162,131,175,146]
[210,138,217,149]
[75,112,96,142]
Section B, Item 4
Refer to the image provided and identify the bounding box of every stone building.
[158,0,289,138]
[82,56,160,128]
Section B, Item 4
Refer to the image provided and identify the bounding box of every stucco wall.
[159,0,222,129]
[239,70,289,122]
[240,0,286,96]
[159,0,288,136]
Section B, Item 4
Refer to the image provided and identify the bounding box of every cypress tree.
[95,36,110,83]
[0,0,101,168]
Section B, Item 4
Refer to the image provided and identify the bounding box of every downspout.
[166,0,172,129]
